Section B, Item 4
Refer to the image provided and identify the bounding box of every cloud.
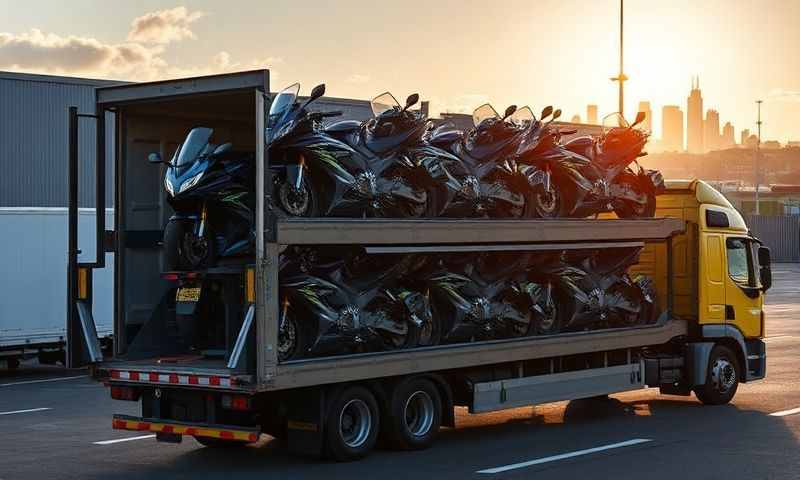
[768,88,800,103]
[0,28,165,79]
[346,74,370,84]
[127,6,205,44]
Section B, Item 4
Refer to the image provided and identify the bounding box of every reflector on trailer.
[112,414,260,443]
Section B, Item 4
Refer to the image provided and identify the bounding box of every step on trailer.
[67,69,768,461]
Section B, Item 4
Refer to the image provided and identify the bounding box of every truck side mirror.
[148,152,162,164]
[758,246,772,292]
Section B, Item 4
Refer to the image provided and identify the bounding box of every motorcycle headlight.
[179,171,204,194]
[164,175,175,196]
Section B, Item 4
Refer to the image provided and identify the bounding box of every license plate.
[176,287,201,302]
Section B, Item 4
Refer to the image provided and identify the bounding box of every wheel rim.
[535,186,559,217]
[404,390,435,437]
[278,314,298,360]
[710,357,737,394]
[339,399,372,448]
[279,180,311,216]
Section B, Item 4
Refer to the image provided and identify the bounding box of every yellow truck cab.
[649,179,770,403]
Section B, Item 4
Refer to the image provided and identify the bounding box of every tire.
[614,178,656,218]
[694,345,740,405]
[530,181,568,219]
[194,436,251,448]
[276,172,320,217]
[163,220,216,270]
[277,308,310,362]
[324,385,380,462]
[163,220,185,271]
[382,378,442,450]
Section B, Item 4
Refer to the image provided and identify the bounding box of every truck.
[66,70,772,461]
[0,207,113,368]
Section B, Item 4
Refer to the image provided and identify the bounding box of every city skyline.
[0,1,797,142]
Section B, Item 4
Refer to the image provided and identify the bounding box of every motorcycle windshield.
[176,127,213,169]
[601,112,629,136]
[268,83,300,129]
[472,104,500,127]
[510,106,535,128]
[371,92,401,117]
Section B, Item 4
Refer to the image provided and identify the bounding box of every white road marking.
[770,407,800,417]
[93,434,156,445]
[0,407,52,416]
[0,375,86,387]
[477,438,653,474]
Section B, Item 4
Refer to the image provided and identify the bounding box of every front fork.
[196,201,208,237]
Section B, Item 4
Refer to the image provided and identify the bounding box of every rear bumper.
[112,414,260,443]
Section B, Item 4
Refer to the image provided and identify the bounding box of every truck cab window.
[726,238,754,287]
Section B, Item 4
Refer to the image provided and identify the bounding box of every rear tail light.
[110,386,140,401]
[221,395,253,411]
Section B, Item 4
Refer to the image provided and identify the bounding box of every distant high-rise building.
[661,105,684,152]
[687,76,704,153]
[637,101,652,132]
[587,104,598,124]
[721,122,735,149]
[571,114,581,123]
[741,128,750,146]
[704,109,721,151]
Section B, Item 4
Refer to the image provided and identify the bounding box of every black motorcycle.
[521,111,664,218]
[278,249,433,360]
[150,128,254,270]
[268,83,459,218]
[556,247,658,332]
[428,104,537,217]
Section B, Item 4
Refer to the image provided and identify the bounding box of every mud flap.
[286,387,325,457]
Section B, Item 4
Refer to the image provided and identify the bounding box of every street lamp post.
[610,0,627,116]
[755,100,763,215]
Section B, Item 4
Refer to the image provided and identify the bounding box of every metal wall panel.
[0,72,117,207]
[744,214,800,262]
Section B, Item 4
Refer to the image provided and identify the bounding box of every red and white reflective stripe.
[109,370,232,388]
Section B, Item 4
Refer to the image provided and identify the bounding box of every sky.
[1,0,798,142]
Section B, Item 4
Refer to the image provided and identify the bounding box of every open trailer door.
[67,70,270,372]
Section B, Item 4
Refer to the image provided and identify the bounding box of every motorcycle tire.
[276,173,320,218]
[163,220,186,271]
[530,182,568,219]
[277,308,311,362]
[614,179,656,218]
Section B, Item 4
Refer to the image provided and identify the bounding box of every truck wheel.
[694,345,740,405]
[324,385,380,461]
[383,378,442,450]
[194,436,251,448]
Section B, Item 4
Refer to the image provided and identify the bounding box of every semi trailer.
[66,70,771,461]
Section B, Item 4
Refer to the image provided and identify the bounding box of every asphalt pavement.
[2,265,799,479]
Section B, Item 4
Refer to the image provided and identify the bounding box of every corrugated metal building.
[0,71,120,207]
[0,71,374,208]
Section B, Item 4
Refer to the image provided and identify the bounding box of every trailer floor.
[2,264,799,480]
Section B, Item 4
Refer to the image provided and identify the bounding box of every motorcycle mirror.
[212,143,232,156]
[309,84,326,101]
[541,105,553,120]
[404,93,420,110]
[502,105,518,120]
[552,109,562,120]
[147,152,162,164]
[632,111,646,128]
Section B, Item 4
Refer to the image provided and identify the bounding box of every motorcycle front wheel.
[530,182,567,218]
[163,220,216,271]
[276,174,320,217]
[614,178,656,218]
